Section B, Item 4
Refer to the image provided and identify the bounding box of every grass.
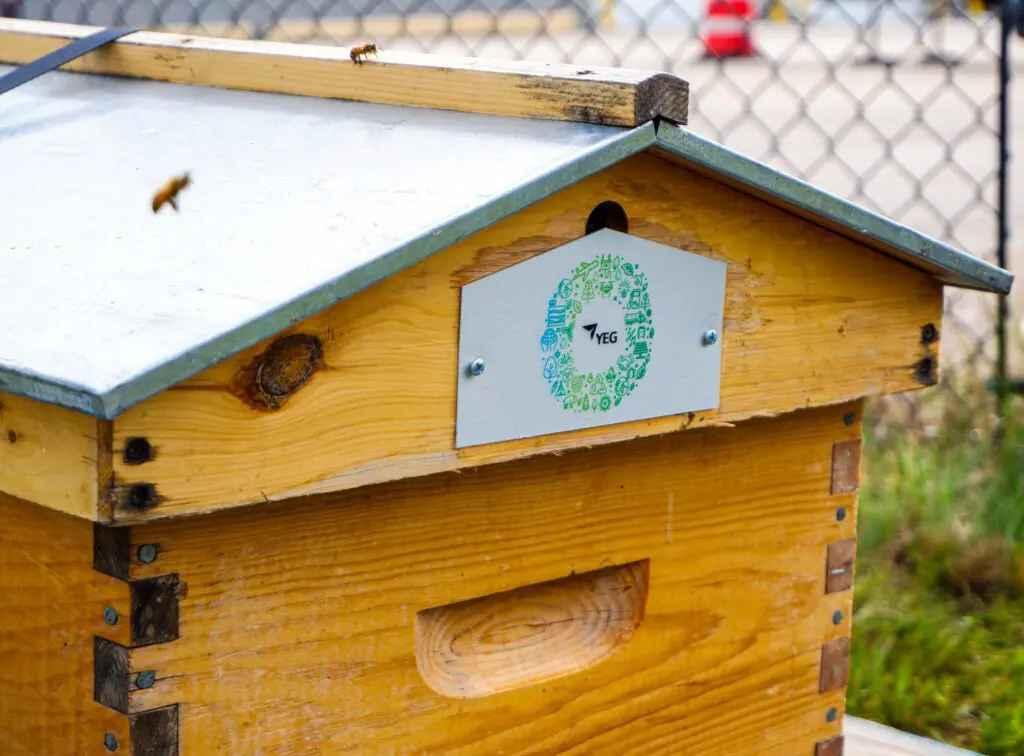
[848,384,1024,755]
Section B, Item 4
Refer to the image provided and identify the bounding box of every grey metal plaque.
[455,229,727,448]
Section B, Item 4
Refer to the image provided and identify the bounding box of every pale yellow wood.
[0,19,688,127]
[123,402,859,754]
[159,8,582,42]
[0,392,107,520]
[415,560,649,699]
[0,493,130,754]
[110,152,942,521]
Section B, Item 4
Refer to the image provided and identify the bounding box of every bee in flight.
[350,43,379,65]
[152,173,191,213]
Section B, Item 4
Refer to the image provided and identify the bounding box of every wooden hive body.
[0,18,1012,756]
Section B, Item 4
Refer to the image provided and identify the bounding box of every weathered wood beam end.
[0,18,689,127]
[635,72,689,126]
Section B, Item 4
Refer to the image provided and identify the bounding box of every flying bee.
[350,43,379,65]
[151,173,191,213]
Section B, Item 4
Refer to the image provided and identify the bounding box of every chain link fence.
[6,0,1015,405]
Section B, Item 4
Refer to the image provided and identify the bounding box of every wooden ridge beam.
[0,19,689,127]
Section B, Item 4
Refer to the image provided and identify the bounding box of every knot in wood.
[233,333,325,410]
[255,334,323,397]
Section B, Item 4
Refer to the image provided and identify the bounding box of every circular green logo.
[540,254,654,413]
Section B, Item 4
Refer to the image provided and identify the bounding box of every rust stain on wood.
[825,539,856,594]
[820,637,851,693]
[830,439,862,495]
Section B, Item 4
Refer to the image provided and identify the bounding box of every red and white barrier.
[702,0,757,58]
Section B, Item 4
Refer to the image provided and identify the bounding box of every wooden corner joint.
[830,439,862,495]
[93,523,181,754]
[825,539,856,594]
[820,637,851,693]
[815,735,845,756]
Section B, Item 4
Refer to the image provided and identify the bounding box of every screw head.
[826,707,838,723]
[127,483,159,511]
[843,412,855,426]
[135,670,156,689]
[701,329,718,347]
[123,437,153,465]
[836,506,847,522]
[467,358,486,377]
[137,544,158,565]
[103,733,118,752]
[832,609,844,625]
[103,606,119,626]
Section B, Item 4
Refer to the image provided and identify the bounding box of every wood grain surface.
[0,493,129,754]
[122,402,860,753]
[415,560,650,699]
[0,393,107,520]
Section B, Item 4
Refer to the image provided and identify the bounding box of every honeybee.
[350,43,379,65]
[151,173,191,213]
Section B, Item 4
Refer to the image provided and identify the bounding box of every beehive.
[0,18,1013,756]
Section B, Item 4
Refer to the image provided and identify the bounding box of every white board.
[455,229,727,448]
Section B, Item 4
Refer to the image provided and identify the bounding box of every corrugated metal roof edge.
[2,120,1012,419]
[0,122,658,419]
[653,122,1014,297]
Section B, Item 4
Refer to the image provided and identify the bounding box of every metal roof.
[0,66,1012,419]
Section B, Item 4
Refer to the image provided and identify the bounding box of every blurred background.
[6,0,1022,750]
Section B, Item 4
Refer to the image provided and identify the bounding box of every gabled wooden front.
[0,150,942,523]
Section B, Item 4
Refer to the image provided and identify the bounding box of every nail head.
[137,544,158,564]
[123,437,153,465]
[832,609,844,625]
[103,733,118,752]
[135,670,156,689]
[103,606,119,626]
[836,506,847,522]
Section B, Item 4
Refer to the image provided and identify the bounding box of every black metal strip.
[0,27,135,96]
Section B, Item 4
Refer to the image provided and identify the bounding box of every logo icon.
[540,253,654,414]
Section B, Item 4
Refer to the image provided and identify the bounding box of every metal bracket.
[0,27,135,96]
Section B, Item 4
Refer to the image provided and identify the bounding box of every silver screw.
[701,329,718,347]
[103,606,119,626]
[467,358,486,376]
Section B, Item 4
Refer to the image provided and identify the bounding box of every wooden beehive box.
[0,19,1013,756]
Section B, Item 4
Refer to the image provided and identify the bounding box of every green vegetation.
[848,385,1024,755]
